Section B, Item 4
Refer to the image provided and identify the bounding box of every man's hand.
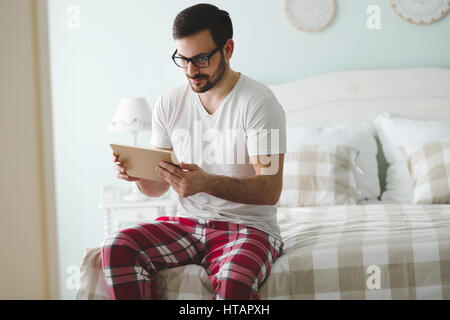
[155,161,211,198]
[113,152,142,182]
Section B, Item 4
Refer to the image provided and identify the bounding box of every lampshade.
[109,97,152,132]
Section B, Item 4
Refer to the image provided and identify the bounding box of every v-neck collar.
[195,73,243,118]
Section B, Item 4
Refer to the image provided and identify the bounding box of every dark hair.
[172,3,233,48]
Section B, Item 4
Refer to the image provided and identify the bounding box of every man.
[102,3,286,300]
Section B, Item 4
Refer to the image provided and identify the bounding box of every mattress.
[76,203,450,299]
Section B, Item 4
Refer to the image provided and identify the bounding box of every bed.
[76,67,450,300]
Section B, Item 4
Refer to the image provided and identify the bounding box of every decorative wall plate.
[284,0,335,32]
[390,0,450,24]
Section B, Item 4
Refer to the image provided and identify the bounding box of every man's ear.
[223,39,234,59]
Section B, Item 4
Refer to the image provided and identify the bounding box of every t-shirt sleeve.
[246,96,287,157]
[150,94,173,149]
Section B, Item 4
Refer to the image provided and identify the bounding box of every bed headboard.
[268,67,450,194]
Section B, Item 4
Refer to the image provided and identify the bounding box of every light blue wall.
[47,0,450,299]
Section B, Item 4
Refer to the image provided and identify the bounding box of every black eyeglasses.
[172,46,221,69]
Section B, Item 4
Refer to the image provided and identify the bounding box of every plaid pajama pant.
[101,216,283,300]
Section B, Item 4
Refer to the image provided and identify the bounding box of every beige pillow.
[277,145,362,207]
[400,138,450,204]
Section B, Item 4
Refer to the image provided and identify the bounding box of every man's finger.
[114,164,125,172]
[117,173,130,180]
[156,166,182,185]
[158,162,184,178]
[179,162,198,171]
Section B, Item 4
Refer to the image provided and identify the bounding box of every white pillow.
[286,121,379,202]
[374,112,450,203]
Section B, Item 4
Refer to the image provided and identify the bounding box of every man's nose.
[186,61,200,77]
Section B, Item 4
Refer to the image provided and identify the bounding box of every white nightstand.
[99,184,178,237]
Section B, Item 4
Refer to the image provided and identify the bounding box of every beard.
[187,52,227,93]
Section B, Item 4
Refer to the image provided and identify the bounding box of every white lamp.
[109,97,152,201]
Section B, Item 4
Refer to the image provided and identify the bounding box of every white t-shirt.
[151,73,287,240]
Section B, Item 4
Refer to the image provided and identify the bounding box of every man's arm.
[205,154,284,206]
[136,179,170,198]
[156,154,284,206]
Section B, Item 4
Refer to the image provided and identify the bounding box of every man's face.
[175,29,228,93]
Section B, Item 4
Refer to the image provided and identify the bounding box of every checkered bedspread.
[76,204,450,299]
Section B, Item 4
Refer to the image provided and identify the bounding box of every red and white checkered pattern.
[101,216,283,300]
